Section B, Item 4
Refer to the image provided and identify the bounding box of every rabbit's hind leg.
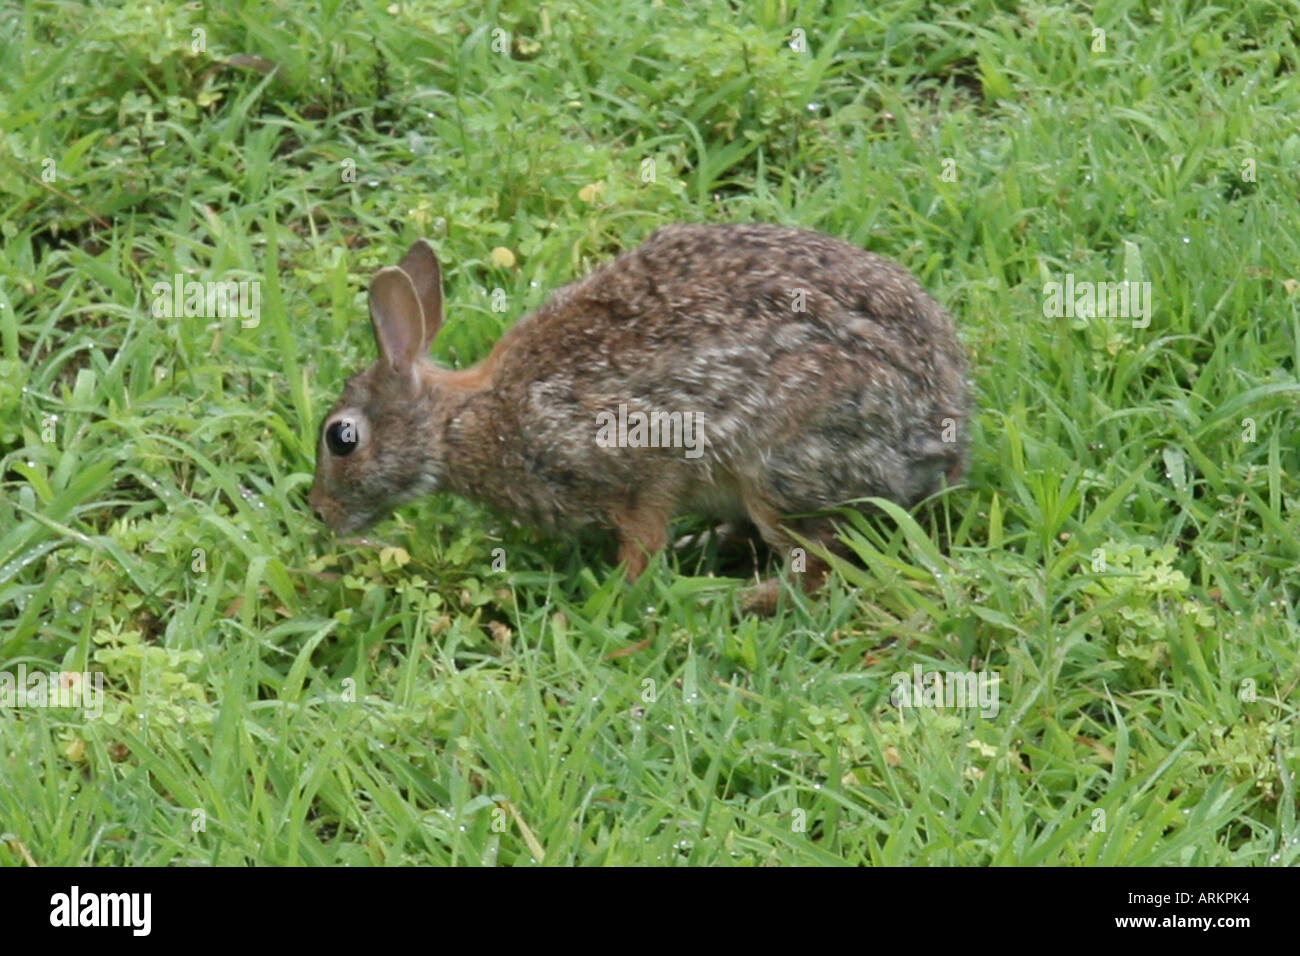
[735,487,836,615]
[609,491,675,581]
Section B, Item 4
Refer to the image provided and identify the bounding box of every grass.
[0,0,1298,866]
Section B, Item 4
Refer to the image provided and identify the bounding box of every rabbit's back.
[449,224,969,527]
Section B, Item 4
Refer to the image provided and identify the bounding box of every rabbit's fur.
[309,224,970,611]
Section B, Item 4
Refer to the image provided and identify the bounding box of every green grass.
[1,0,1298,865]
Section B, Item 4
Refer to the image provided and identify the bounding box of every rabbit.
[308,224,971,612]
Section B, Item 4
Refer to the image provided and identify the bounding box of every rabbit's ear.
[397,239,444,349]
[369,266,426,378]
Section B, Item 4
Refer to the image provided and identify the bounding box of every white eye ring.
[324,410,368,457]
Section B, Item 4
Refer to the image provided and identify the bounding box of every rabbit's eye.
[326,419,359,457]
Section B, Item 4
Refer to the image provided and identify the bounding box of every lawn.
[1,0,1297,866]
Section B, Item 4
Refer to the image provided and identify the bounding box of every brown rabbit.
[308,224,970,611]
